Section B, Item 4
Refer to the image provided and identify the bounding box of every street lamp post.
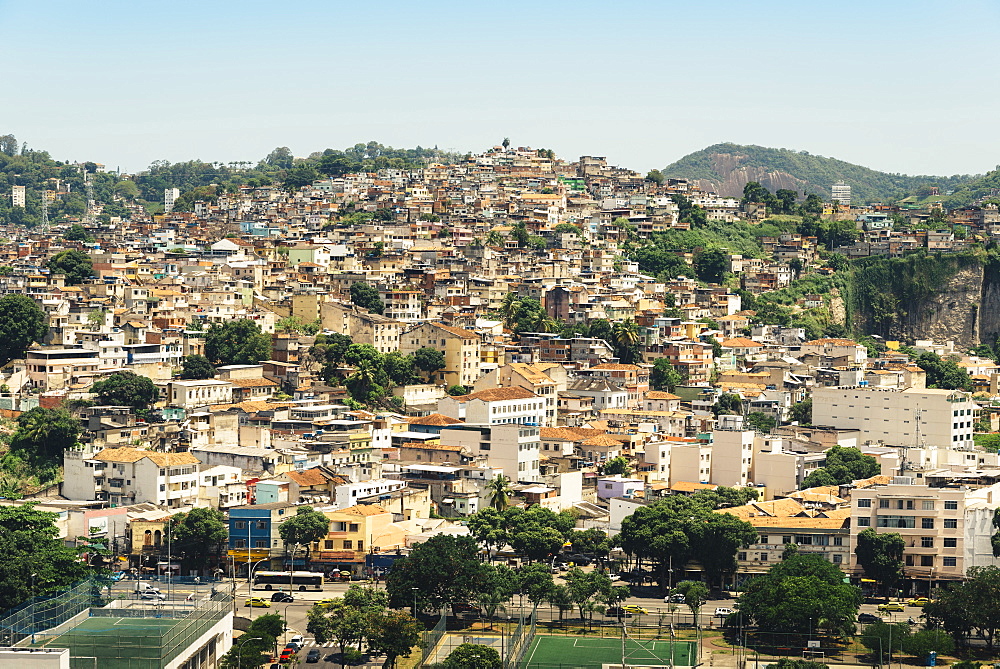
[30,572,36,645]
[412,587,418,618]
[237,636,262,666]
[248,558,268,591]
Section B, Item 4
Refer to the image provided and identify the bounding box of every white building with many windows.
[64,447,202,508]
[811,387,978,448]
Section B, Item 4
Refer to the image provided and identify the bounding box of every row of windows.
[323,539,363,550]
[857,499,959,510]
[907,555,958,567]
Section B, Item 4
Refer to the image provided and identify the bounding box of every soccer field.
[520,635,697,668]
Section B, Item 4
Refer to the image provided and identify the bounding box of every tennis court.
[31,616,179,669]
[520,635,697,668]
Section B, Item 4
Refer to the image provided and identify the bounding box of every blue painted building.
[227,502,295,573]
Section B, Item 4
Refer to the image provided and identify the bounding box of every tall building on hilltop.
[11,185,25,208]
[831,181,851,206]
[164,187,180,213]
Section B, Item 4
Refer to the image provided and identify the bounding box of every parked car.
[279,648,296,662]
[315,598,337,609]
[306,649,321,663]
[244,598,271,608]
[565,554,593,566]
[858,613,882,624]
[906,597,931,607]
[665,594,686,604]
[139,591,166,601]
[877,602,904,613]
[714,607,735,617]
[271,592,294,603]
[289,635,304,646]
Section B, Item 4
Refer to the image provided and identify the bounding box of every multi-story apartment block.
[400,322,481,388]
[439,423,542,483]
[63,447,201,508]
[812,387,978,448]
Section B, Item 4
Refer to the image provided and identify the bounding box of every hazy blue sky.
[3,0,998,176]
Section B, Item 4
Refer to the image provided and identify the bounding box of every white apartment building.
[848,480,1000,590]
[669,442,712,485]
[812,387,978,448]
[831,181,851,206]
[711,430,755,488]
[11,185,25,208]
[64,447,202,508]
[166,379,234,409]
[164,187,180,213]
[333,479,406,509]
[439,423,541,483]
[437,386,545,426]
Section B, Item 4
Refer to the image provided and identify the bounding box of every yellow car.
[244,598,271,608]
[877,602,904,612]
[906,598,931,607]
[314,598,337,609]
[623,605,648,615]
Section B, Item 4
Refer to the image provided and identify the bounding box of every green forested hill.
[663,143,975,204]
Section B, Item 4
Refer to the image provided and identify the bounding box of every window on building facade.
[944,538,957,548]
[944,501,958,510]
[943,557,957,567]
[944,519,958,529]
[857,499,871,508]
[921,556,933,567]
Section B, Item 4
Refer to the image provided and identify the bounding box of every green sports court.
[520,635,697,668]
[31,616,181,669]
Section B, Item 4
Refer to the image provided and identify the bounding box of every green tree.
[511,221,530,248]
[746,412,776,433]
[412,346,446,379]
[602,456,632,476]
[282,165,319,191]
[446,384,468,396]
[765,660,828,669]
[781,543,799,560]
[9,406,82,465]
[617,494,756,591]
[63,224,94,242]
[737,554,862,636]
[383,351,417,387]
[854,528,904,600]
[548,583,575,621]
[774,189,799,214]
[517,563,555,612]
[485,474,513,511]
[477,564,518,619]
[114,179,140,200]
[800,445,880,489]
[307,598,368,665]
[278,506,330,556]
[179,354,216,379]
[860,621,909,664]
[903,629,954,660]
[366,609,424,668]
[645,169,664,185]
[673,580,710,626]
[790,398,812,425]
[349,282,384,314]
[385,535,486,611]
[48,249,94,285]
[441,643,501,669]
[925,566,1000,648]
[204,319,271,366]
[611,319,641,364]
[168,507,227,575]
[913,352,972,390]
[0,504,92,611]
[713,392,743,416]
[694,248,730,284]
[90,371,159,411]
[651,357,682,392]
[0,294,48,365]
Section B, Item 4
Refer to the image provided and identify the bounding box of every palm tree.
[486,474,513,511]
[612,319,641,363]
[499,294,521,329]
[486,229,504,247]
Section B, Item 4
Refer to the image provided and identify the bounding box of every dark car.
[858,613,882,624]
[565,554,593,566]
[270,592,294,603]
[605,606,632,618]
[306,649,321,663]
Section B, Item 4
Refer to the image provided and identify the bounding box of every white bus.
[253,570,324,591]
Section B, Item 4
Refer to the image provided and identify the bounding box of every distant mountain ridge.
[663,143,975,204]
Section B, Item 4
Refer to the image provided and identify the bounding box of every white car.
[140,591,166,601]
[714,607,734,617]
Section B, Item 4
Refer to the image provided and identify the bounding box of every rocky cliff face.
[854,260,1000,349]
[692,151,819,199]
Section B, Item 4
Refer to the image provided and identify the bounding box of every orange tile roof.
[228,378,279,388]
[671,481,718,492]
[720,337,763,348]
[429,322,479,339]
[452,387,537,402]
[95,447,200,467]
[284,468,334,487]
[408,413,464,426]
[645,391,680,400]
[590,363,641,371]
[337,504,390,516]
